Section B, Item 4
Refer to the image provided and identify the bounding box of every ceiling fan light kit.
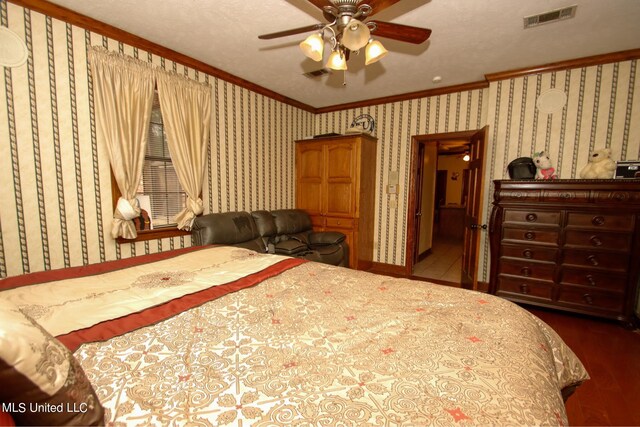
[300,33,325,62]
[327,50,348,70]
[259,0,431,75]
[365,39,388,65]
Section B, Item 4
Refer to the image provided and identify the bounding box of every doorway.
[405,128,488,290]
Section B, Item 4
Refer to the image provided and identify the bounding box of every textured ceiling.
[45,0,640,108]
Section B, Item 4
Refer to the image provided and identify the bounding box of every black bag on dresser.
[507,157,537,179]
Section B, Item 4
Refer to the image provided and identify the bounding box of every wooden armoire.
[295,134,377,270]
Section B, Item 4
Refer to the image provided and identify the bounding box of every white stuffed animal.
[533,151,557,180]
[579,148,616,179]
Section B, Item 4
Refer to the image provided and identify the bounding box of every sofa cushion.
[309,231,346,246]
[274,239,309,256]
[192,212,266,252]
[251,210,277,237]
[272,209,313,235]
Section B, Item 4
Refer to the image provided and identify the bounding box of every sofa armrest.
[308,231,346,246]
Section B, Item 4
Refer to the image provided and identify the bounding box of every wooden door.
[413,143,425,265]
[296,141,324,217]
[324,141,357,217]
[461,126,488,290]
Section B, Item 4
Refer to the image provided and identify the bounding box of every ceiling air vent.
[524,5,577,29]
[303,68,332,78]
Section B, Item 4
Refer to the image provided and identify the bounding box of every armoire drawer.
[325,217,355,229]
[560,268,627,292]
[557,286,624,312]
[502,227,559,246]
[564,230,631,251]
[500,244,558,262]
[562,249,629,272]
[566,213,634,231]
[498,259,555,281]
[503,210,560,226]
[496,276,553,301]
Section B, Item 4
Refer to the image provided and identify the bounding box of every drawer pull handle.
[592,216,605,226]
[524,231,536,240]
[526,213,537,222]
[582,294,594,305]
[520,284,529,294]
[586,275,596,286]
[589,235,603,247]
[520,267,531,277]
[587,255,599,266]
[522,249,533,259]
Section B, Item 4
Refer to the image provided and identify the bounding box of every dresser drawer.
[566,213,633,231]
[325,217,355,229]
[496,276,553,301]
[503,210,560,226]
[557,286,624,312]
[562,249,629,272]
[542,189,590,203]
[560,268,627,292]
[502,227,559,246]
[499,259,555,281]
[501,244,558,262]
[564,230,631,251]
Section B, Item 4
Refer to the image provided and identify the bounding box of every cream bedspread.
[3,246,588,426]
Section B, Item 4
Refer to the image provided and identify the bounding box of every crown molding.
[8,0,640,114]
[485,48,640,82]
[7,0,317,113]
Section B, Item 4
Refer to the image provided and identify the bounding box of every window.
[112,91,190,242]
[138,92,187,229]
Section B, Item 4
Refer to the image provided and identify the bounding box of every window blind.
[138,93,186,228]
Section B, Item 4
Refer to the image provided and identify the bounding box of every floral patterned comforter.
[2,246,589,426]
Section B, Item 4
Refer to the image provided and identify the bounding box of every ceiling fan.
[258,0,431,71]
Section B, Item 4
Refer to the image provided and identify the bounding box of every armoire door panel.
[326,144,356,179]
[326,182,354,216]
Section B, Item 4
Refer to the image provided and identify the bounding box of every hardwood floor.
[526,307,640,426]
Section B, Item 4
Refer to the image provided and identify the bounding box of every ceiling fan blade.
[369,21,431,44]
[362,0,402,17]
[258,23,324,40]
[306,0,334,9]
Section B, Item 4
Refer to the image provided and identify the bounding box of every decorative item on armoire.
[579,148,617,179]
[533,151,558,180]
[345,114,375,135]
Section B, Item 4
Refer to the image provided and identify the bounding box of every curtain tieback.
[187,197,204,216]
[115,197,141,220]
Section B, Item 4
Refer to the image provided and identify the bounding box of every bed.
[0,245,588,426]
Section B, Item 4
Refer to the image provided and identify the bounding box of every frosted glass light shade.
[299,33,324,62]
[341,19,370,50]
[365,39,388,65]
[326,50,347,70]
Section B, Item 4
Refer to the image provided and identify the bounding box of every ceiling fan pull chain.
[343,70,347,86]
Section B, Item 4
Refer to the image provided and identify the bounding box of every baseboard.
[366,262,408,278]
[417,248,432,262]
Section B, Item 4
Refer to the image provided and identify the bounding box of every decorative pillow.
[0,298,104,426]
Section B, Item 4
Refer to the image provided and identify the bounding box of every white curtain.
[88,47,155,239]
[156,70,212,230]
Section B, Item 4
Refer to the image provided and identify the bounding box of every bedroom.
[0,0,639,425]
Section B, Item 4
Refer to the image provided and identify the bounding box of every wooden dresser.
[489,179,640,326]
[295,134,377,270]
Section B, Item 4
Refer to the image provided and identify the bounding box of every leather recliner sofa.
[191,209,349,267]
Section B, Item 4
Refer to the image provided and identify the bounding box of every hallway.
[412,236,462,283]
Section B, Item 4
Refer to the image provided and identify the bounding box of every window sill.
[116,227,190,244]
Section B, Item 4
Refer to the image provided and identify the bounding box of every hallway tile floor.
[412,236,463,283]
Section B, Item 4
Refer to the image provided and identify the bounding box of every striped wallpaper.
[1,2,639,284]
[0,2,312,278]
[317,60,640,282]
[315,90,488,268]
